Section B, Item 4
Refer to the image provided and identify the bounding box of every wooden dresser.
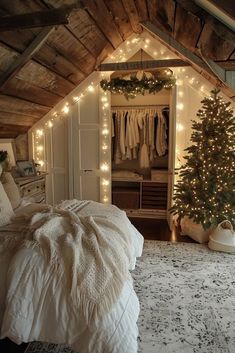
[14,172,47,203]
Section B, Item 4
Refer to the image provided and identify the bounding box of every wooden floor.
[129,217,195,243]
[0,218,194,353]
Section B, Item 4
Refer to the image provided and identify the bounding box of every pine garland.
[100,73,176,99]
[170,89,235,229]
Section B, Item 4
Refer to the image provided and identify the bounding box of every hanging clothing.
[112,106,169,167]
[156,108,168,157]
[139,114,150,169]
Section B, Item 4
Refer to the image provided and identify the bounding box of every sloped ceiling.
[0,0,234,138]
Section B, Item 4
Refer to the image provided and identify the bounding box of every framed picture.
[16,160,36,177]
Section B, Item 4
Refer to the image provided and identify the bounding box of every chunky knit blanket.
[0,200,133,325]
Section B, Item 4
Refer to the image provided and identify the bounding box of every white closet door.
[70,86,101,201]
[167,86,177,229]
[50,119,69,204]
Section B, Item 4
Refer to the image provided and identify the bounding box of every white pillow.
[1,172,21,210]
[0,182,14,226]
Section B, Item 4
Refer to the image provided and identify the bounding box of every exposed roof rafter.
[141,21,235,90]
[0,5,80,32]
[0,27,54,89]
[97,59,190,71]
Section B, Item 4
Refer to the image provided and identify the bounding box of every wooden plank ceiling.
[0,0,234,138]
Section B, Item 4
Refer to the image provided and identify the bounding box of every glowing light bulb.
[48,121,53,128]
[102,128,109,135]
[36,129,43,136]
[37,145,43,152]
[88,85,95,92]
[177,103,184,110]
[62,105,69,114]
[101,163,109,172]
[103,196,108,203]
[101,96,108,102]
[176,123,184,131]
[102,179,109,186]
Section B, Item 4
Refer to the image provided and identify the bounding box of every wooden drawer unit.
[14,173,47,203]
[142,182,168,209]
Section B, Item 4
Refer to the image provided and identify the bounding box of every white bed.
[0,198,144,353]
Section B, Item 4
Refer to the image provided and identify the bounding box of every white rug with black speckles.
[25,241,235,353]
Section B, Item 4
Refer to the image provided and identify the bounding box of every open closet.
[111,89,175,219]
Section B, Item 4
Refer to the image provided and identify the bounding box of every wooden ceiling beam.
[0,6,77,32]
[141,21,235,91]
[98,59,190,71]
[0,27,54,89]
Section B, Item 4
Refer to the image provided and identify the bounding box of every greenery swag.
[100,70,176,99]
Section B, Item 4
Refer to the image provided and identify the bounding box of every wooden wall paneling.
[147,0,175,33]
[85,0,123,48]
[95,42,114,67]
[134,0,149,22]
[2,77,62,107]
[154,0,176,33]
[0,7,73,31]
[146,0,157,22]
[35,44,85,85]
[0,123,29,134]
[0,30,38,52]
[121,0,142,33]
[0,95,49,118]
[229,51,235,60]
[174,4,203,51]
[0,2,87,84]
[16,60,75,97]
[215,60,235,71]
[0,31,85,85]
[45,26,96,75]
[0,27,54,88]
[0,0,44,14]
[175,0,235,48]
[198,23,235,60]
[103,0,133,40]
[209,0,235,20]
[66,9,113,58]
[0,45,18,72]
[0,131,20,138]
[0,111,38,127]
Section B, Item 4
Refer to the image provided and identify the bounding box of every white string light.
[31,31,234,201]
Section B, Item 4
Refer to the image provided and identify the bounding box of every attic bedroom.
[0,1,234,353]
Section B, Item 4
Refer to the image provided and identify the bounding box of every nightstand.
[14,172,47,203]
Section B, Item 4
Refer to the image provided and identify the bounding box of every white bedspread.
[0,200,143,353]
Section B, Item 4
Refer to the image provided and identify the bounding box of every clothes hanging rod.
[111,104,169,109]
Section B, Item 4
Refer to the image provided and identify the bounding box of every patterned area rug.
[25,241,235,353]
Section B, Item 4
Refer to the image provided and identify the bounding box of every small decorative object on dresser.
[16,160,36,177]
[14,172,47,203]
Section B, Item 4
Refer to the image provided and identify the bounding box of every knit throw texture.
[0,200,133,325]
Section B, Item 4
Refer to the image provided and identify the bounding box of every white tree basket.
[180,216,214,243]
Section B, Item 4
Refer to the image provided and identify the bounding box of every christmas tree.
[171,89,235,229]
